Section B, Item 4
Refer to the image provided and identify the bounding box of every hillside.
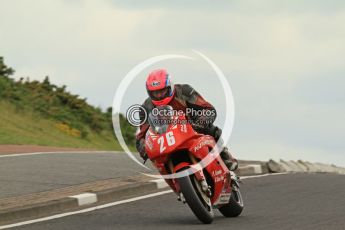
[0,57,135,150]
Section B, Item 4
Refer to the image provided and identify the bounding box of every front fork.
[230,171,242,188]
[189,152,212,197]
[170,153,212,198]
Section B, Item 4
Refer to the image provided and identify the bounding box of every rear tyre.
[177,175,214,224]
[218,184,244,217]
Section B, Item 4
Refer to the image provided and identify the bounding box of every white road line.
[0,190,173,229]
[0,173,288,229]
[241,172,289,179]
[0,151,123,158]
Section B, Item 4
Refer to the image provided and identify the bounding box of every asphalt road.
[0,151,262,199]
[9,173,345,230]
[0,152,153,198]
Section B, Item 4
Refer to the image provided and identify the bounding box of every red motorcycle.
[145,106,243,224]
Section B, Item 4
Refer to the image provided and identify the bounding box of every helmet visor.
[149,87,169,101]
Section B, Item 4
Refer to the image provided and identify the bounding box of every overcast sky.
[1,0,344,166]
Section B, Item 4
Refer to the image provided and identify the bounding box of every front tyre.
[218,183,244,217]
[177,175,214,224]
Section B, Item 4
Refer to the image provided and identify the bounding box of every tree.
[0,57,15,77]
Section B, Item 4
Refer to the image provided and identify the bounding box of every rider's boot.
[220,147,238,171]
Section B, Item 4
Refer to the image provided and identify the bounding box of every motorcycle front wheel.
[177,175,214,224]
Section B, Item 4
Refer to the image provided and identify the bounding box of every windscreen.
[148,105,174,135]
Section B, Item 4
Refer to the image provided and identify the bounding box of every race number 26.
[157,131,176,153]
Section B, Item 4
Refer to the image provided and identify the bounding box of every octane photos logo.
[126,104,147,127]
[126,106,215,127]
[112,51,235,179]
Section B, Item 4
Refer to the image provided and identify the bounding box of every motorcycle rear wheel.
[177,175,214,224]
[218,183,244,217]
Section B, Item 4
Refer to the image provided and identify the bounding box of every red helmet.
[146,69,175,106]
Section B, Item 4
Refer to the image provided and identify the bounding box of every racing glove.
[136,138,148,161]
[190,115,213,133]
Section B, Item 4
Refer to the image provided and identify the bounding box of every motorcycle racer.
[135,69,238,171]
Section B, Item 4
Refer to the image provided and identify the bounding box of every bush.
[0,56,136,145]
